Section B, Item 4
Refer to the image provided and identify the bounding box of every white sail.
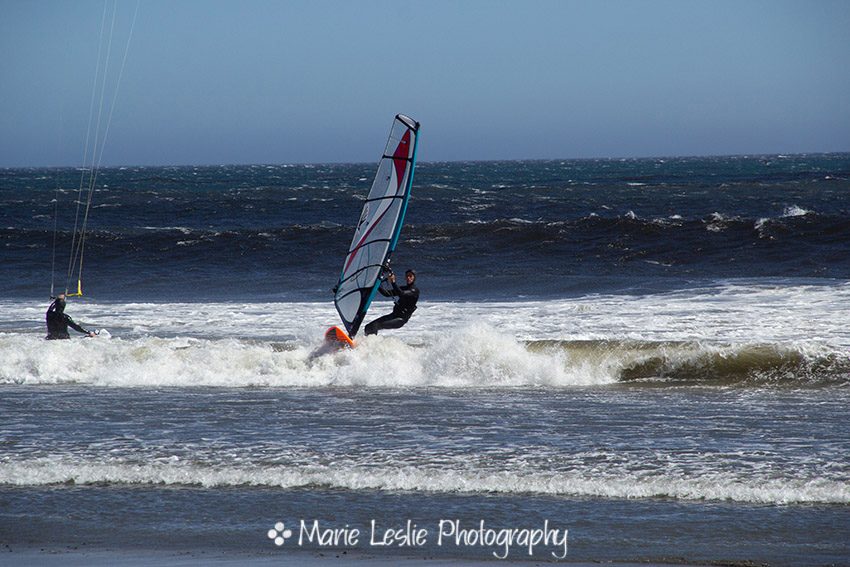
[333,114,420,337]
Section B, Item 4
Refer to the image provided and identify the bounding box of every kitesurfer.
[364,269,419,335]
[45,294,96,339]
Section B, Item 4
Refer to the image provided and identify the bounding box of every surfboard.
[325,114,420,347]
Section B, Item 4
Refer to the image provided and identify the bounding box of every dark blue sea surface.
[3,154,850,300]
[2,156,850,566]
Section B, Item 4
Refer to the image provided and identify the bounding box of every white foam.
[139,226,194,234]
[782,205,812,217]
[4,281,850,385]
[1,457,845,505]
[0,326,609,388]
[755,205,813,232]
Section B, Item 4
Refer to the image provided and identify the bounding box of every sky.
[1,0,849,166]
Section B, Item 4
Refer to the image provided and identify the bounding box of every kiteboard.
[324,114,420,349]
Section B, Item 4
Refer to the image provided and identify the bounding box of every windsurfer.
[45,294,96,339]
[364,269,419,335]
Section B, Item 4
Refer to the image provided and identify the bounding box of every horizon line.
[3,150,850,170]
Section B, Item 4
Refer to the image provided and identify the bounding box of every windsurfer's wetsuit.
[364,281,419,335]
[45,298,92,340]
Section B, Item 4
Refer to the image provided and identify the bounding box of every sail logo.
[357,204,370,231]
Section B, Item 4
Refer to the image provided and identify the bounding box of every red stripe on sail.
[392,130,411,190]
[343,205,392,273]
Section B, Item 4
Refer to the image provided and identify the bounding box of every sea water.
[1,156,849,564]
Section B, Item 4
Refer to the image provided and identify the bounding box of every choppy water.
[4,154,850,299]
[2,156,849,564]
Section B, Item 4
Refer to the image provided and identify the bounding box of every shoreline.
[4,545,717,567]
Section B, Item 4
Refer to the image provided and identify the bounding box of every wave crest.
[2,458,846,504]
[1,330,846,388]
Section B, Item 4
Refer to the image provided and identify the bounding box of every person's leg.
[376,316,406,331]
[364,313,407,335]
[365,313,392,335]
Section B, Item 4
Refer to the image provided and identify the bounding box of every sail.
[333,114,420,337]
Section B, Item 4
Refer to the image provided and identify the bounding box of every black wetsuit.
[364,281,419,335]
[45,299,91,340]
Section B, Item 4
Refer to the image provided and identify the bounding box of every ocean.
[1,155,849,565]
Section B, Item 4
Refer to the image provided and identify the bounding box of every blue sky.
[2,0,848,166]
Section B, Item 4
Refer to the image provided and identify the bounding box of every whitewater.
[3,280,850,387]
[2,280,848,514]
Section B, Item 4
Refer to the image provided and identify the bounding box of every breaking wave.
[1,458,846,505]
[2,329,847,388]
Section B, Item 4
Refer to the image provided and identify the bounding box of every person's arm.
[379,273,401,297]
